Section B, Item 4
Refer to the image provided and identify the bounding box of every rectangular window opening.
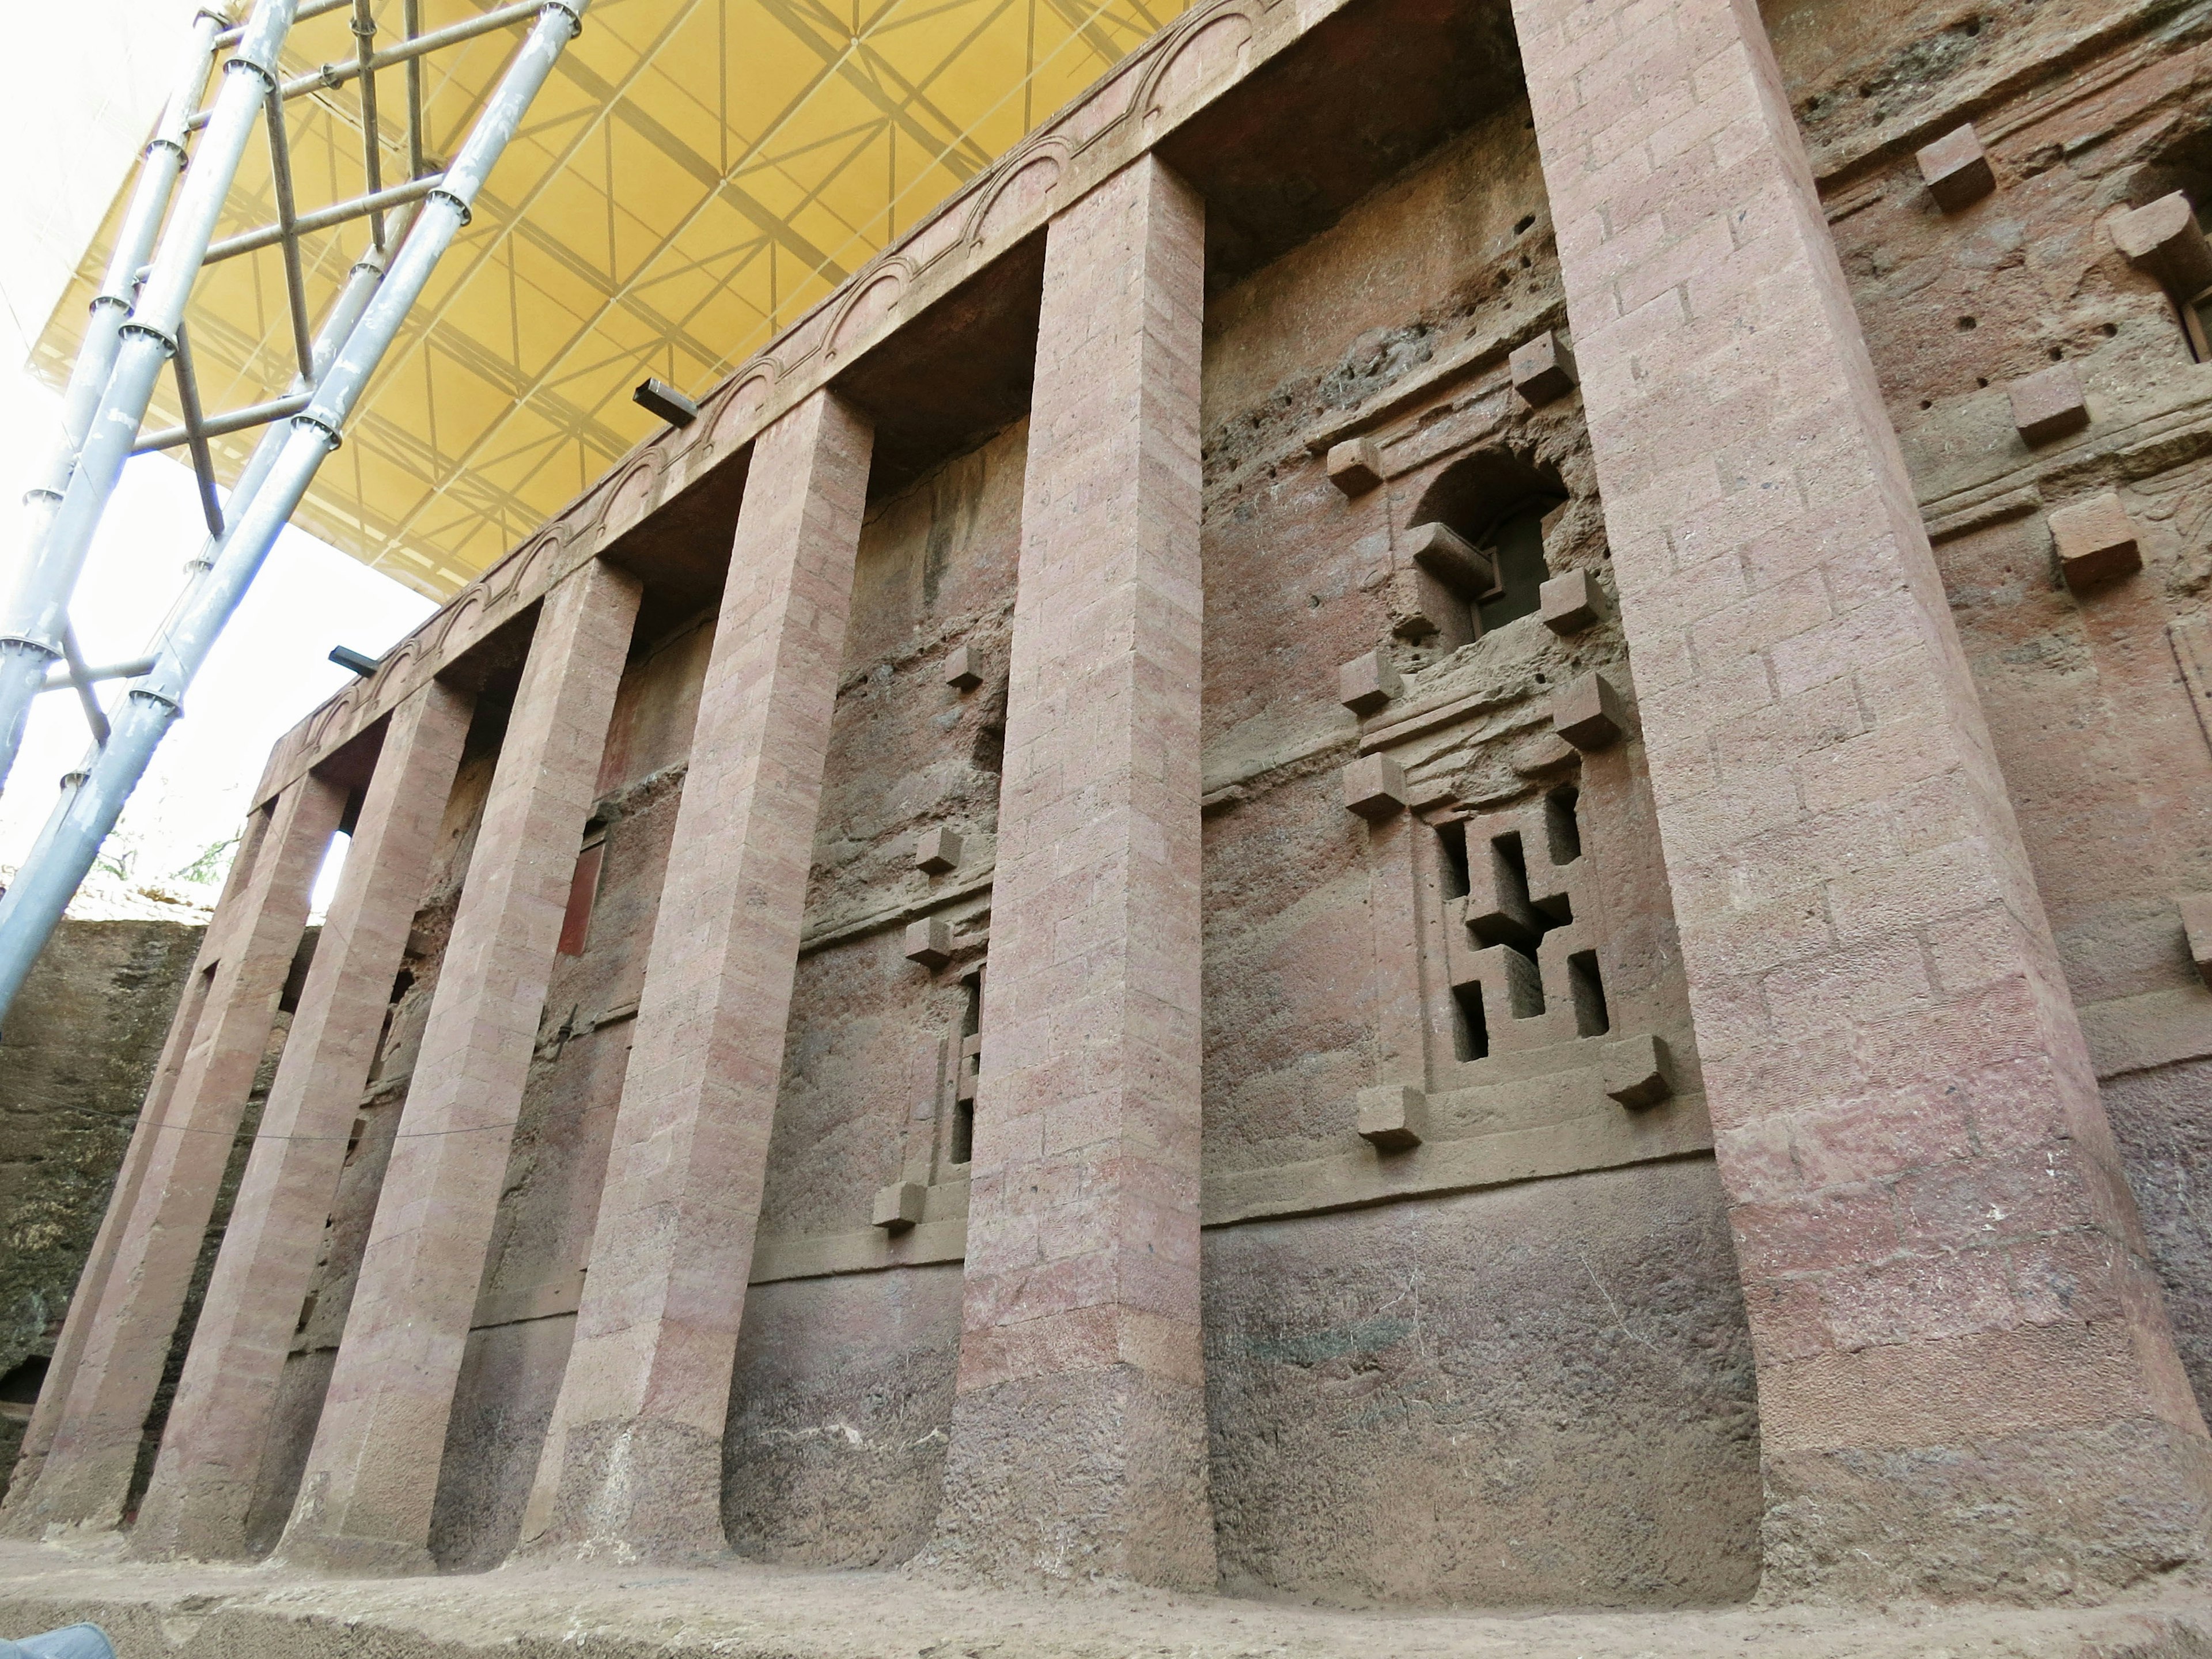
[1451,980,1489,1060]
[1435,820,1470,899]
[1544,785,1582,865]
[1569,949,1610,1037]
[1503,945,1546,1019]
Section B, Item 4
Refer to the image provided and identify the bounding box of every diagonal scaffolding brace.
[0,0,593,1024]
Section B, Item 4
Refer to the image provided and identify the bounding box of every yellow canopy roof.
[35,0,1191,600]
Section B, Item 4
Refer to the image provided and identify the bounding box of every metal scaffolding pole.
[0,0,593,1024]
[0,0,299,797]
[0,8,225,787]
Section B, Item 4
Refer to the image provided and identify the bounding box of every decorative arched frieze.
[1137,6,1256,134]
[825,262,912,362]
[965,145,1066,249]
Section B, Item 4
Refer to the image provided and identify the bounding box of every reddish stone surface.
[2,776,342,1536]
[278,559,640,1574]
[1510,0,2212,1598]
[520,391,874,1563]
[929,155,1215,1590]
[130,684,474,1563]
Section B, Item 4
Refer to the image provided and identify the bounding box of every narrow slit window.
[1452,980,1489,1060]
[556,827,608,957]
[1568,949,1610,1037]
[1544,785,1582,865]
[1435,820,1470,899]
[951,972,983,1165]
[1503,946,1545,1019]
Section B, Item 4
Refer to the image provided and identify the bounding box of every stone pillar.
[518,389,873,1562]
[930,154,1215,1589]
[132,681,474,1561]
[1509,0,2212,1597]
[3,773,343,1532]
[279,559,639,1574]
[0,813,257,1517]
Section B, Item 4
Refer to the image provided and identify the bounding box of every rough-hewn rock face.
[0,920,202,1501]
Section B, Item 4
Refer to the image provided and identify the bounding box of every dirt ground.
[0,1535,2209,1659]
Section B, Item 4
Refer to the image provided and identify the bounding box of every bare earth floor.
[0,1539,2208,1659]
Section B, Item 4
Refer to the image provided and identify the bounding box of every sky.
[0,0,438,918]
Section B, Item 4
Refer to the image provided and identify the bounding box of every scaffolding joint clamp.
[296,410,344,450]
[427,185,472,226]
[224,52,279,91]
[118,320,178,357]
[0,635,63,660]
[541,0,584,38]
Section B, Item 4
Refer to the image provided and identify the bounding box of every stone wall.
[0,919,202,1501]
[12,0,2212,1617]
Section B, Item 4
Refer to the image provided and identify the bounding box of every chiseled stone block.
[1604,1033,1673,1110]
[1327,435,1383,495]
[2109,192,2212,296]
[1510,329,1578,404]
[916,825,964,874]
[944,643,983,691]
[1915,123,1995,212]
[1343,753,1409,820]
[1539,568,1605,634]
[1403,521,1497,600]
[2179,893,2212,989]
[872,1180,926,1232]
[2048,492,2143,590]
[2009,363,2089,446]
[1550,671,1627,751]
[904,916,952,968]
[1338,649,1403,717]
[1355,1084,1427,1152]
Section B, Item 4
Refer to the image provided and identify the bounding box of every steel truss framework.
[0,0,594,1020]
[39,0,1190,600]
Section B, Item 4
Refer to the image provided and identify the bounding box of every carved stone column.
[279,559,639,1574]
[132,681,474,1561]
[1509,0,2212,1596]
[520,389,873,1562]
[930,153,1217,1590]
[4,772,343,1533]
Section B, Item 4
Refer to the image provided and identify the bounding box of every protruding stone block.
[1551,671,1627,751]
[904,916,952,968]
[2178,893,2212,989]
[1510,329,1578,404]
[2048,493,2143,590]
[1915,124,1995,212]
[1338,649,1403,717]
[1539,568,1605,633]
[1327,435,1383,495]
[1356,1084,1427,1152]
[2109,192,2212,296]
[1604,1033,1674,1109]
[873,1180,926,1232]
[1403,521,1498,600]
[1343,754,1409,820]
[944,644,983,691]
[1387,565,1477,651]
[916,825,963,874]
[2009,363,2089,445]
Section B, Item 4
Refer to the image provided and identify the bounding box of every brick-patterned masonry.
[1508,0,2212,1597]
[521,390,874,1563]
[280,560,641,1574]
[132,683,475,1563]
[20,0,2212,1618]
[927,154,1215,1589]
[5,774,343,1536]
